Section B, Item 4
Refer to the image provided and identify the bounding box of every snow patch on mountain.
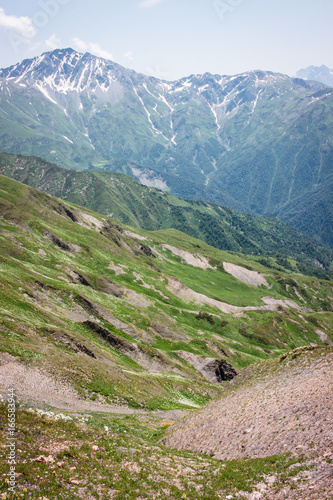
[62,135,73,144]
[208,103,221,131]
[35,84,57,105]
[132,84,168,140]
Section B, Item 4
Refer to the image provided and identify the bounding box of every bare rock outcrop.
[177,351,237,383]
[84,321,177,373]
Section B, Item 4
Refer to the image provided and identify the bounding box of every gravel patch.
[165,347,333,461]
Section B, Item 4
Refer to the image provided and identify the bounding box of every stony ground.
[165,346,333,499]
[1,347,332,499]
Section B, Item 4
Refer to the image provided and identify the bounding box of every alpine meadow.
[0,9,332,499]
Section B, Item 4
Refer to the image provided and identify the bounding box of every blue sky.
[0,0,332,80]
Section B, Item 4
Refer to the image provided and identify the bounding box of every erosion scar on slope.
[223,262,269,288]
[166,277,308,314]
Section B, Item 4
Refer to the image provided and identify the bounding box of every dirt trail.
[0,353,186,420]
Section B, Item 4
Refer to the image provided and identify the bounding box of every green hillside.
[0,151,332,280]
[1,175,332,498]
[0,173,332,410]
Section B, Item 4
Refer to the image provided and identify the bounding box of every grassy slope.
[0,176,332,499]
[0,174,332,411]
[0,151,331,279]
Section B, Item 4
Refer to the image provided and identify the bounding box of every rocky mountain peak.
[0,48,140,95]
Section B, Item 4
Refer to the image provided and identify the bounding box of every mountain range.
[0,48,332,247]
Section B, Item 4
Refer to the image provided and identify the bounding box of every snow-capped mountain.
[0,48,332,247]
[1,49,327,141]
[296,65,333,87]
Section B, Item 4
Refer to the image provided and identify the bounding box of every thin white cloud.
[71,38,113,60]
[124,51,134,61]
[140,0,163,8]
[0,7,36,39]
[45,34,61,51]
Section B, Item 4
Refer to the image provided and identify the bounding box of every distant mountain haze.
[296,65,333,87]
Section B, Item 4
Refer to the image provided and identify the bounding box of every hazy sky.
[0,0,332,80]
